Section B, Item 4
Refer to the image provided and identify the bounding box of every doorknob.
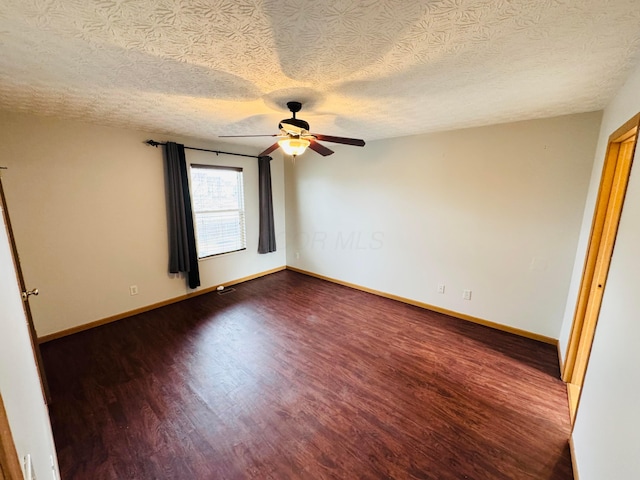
[21,288,39,300]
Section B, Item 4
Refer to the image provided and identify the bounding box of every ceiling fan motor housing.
[279,117,310,134]
[279,101,309,134]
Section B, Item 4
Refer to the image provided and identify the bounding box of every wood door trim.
[563,140,620,381]
[610,114,639,142]
[562,113,639,406]
[572,140,635,381]
[0,394,22,480]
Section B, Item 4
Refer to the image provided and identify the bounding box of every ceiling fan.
[219,101,366,157]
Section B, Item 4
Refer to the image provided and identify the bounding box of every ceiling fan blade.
[218,134,279,138]
[308,140,334,156]
[259,142,281,157]
[310,134,365,147]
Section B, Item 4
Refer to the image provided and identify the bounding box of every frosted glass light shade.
[278,138,310,156]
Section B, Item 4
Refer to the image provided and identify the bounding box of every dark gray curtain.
[258,155,276,253]
[165,142,200,289]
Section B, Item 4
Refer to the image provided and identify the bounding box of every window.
[190,165,246,258]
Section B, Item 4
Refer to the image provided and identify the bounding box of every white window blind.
[190,165,246,258]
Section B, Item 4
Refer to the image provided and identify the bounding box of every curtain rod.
[145,140,260,159]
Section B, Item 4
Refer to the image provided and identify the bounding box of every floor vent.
[217,288,236,295]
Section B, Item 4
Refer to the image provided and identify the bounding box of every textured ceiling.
[1,0,640,147]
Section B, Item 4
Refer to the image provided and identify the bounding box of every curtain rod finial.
[146,140,160,147]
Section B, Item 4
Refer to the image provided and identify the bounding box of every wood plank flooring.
[41,270,573,479]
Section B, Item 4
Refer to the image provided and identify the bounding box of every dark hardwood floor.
[41,270,573,479]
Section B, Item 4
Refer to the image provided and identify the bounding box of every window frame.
[189,163,247,259]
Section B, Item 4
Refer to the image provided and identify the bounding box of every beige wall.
[0,108,601,341]
[0,111,286,337]
[285,112,602,338]
[559,63,640,479]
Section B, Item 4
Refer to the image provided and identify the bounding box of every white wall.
[286,113,601,338]
[560,63,640,479]
[0,200,59,479]
[0,111,286,337]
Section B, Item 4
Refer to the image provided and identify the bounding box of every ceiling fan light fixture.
[222,101,364,158]
[278,137,310,156]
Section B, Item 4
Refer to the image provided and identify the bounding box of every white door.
[0,172,60,479]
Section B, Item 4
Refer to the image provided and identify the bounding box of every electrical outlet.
[463,289,472,300]
[24,454,34,480]
[129,285,138,296]
[295,251,300,260]
[51,454,57,479]
[437,284,445,294]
